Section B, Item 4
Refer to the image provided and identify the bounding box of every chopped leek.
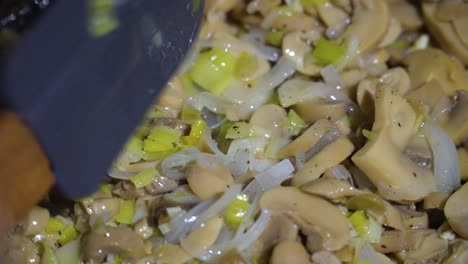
[41,242,58,264]
[58,225,78,245]
[181,74,199,96]
[99,183,112,195]
[226,122,254,139]
[143,125,182,153]
[115,199,135,225]
[348,211,382,243]
[265,30,286,47]
[224,194,249,229]
[188,48,236,95]
[311,38,347,66]
[285,110,306,136]
[234,51,259,80]
[300,0,328,6]
[88,0,119,37]
[124,137,144,162]
[45,217,66,234]
[182,119,207,146]
[182,104,201,121]
[130,167,158,188]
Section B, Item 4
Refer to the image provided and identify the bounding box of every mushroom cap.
[270,240,312,264]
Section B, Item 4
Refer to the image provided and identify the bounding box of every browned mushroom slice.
[271,240,312,264]
[341,0,390,55]
[154,244,193,264]
[260,187,349,251]
[249,104,288,139]
[444,182,468,239]
[404,233,449,263]
[180,216,224,257]
[444,240,468,264]
[373,229,434,253]
[423,2,468,64]
[81,226,146,262]
[441,90,468,145]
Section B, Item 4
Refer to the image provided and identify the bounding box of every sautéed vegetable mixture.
[2,0,468,263]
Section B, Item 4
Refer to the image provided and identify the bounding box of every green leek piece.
[224,194,249,229]
[181,104,201,121]
[45,217,66,234]
[141,150,174,161]
[311,38,347,66]
[300,0,328,7]
[348,211,382,243]
[124,137,144,160]
[41,242,58,264]
[234,52,259,80]
[286,110,306,136]
[58,225,78,245]
[181,74,199,96]
[143,125,182,153]
[115,199,135,225]
[130,167,158,188]
[265,30,286,47]
[226,122,254,139]
[182,119,207,146]
[99,183,112,195]
[188,48,236,95]
[56,239,80,264]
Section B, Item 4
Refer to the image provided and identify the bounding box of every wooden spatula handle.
[0,112,54,233]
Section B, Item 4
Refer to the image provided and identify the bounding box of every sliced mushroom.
[264,10,321,32]
[293,98,347,123]
[254,213,299,255]
[398,207,429,230]
[88,198,121,225]
[341,0,390,54]
[403,48,468,95]
[441,90,468,145]
[249,104,288,139]
[423,2,468,64]
[260,187,349,251]
[279,118,334,158]
[154,243,192,264]
[346,193,404,230]
[186,155,234,200]
[180,216,223,257]
[311,251,342,264]
[205,0,240,13]
[423,192,450,210]
[405,233,449,263]
[293,136,355,186]
[352,74,438,202]
[373,229,434,253]
[378,18,402,48]
[21,206,49,236]
[282,31,322,76]
[459,147,468,181]
[444,240,468,264]
[444,182,468,239]
[81,226,145,262]
[246,0,281,15]
[301,177,365,201]
[271,240,311,264]
[317,2,349,38]
[387,0,423,31]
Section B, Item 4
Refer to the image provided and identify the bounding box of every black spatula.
[1,0,204,198]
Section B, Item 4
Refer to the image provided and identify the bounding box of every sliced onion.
[295,152,306,169]
[165,198,214,244]
[328,164,352,181]
[243,159,295,201]
[107,167,134,180]
[163,185,200,205]
[236,56,296,119]
[201,107,224,129]
[191,184,243,231]
[320,64,342,89]
[240,28,281,61]
[278,79,354,108]
[233,209,271,252]
[203,128,227,158]
[161,147,200,180]
[358,242,379,264]
[187,92,233,114]
[423,122,460,193]
[430,96,453,121]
